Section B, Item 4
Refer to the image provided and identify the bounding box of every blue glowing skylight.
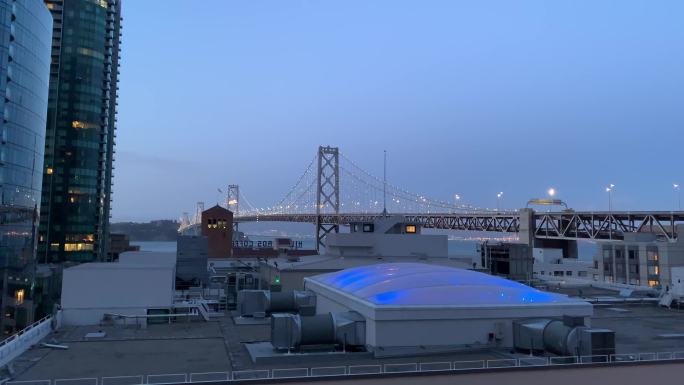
[311,263,577,306]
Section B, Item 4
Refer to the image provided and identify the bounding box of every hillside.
[110,220,179,241]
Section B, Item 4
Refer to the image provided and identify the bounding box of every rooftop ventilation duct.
[513,316,615,357]
[237,290,316,317]
[271,312,365,351]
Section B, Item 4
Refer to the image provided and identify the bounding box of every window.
[64,243,94,252]
[566,271,573,276]
[647,251,659,261]
[362,224,374,233]
[14,289,24,306]
[405,225,417,234]
[578,271,588,277]
[648,279,660,287]
[648,265,660,276]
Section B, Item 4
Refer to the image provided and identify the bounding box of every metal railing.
[9,350,684,384]
[0,315,55,368]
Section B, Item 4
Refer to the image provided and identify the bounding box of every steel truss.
[235,211,684,242]
[534,211,684,241]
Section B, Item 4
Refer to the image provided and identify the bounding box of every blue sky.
[114,0,684,221]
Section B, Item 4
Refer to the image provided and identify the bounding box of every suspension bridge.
[179,146,684,251]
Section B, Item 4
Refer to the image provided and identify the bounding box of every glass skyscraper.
[39,0,121,263]
[0,0,52,335]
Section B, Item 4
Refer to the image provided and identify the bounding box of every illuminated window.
[648,280,660,287]
[64,243,94,252]
[71,120,97,129]
[50,243,60,251]
[46,167,53,175]
[69,196,76,203]
[76,47,105,60]
[405,225,417,234]
[14,289,24,305]
[647,251,659,261]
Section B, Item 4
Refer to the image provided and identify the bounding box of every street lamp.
[606,184,615,212]
[674,184,680,211]
[496,192,504,211]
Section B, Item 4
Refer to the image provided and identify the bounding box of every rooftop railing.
[8,350,684,384]
[0,314,56,368]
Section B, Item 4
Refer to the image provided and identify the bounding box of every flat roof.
[66,262,174,271]
[262,254,472,271]
[11,293,684,380]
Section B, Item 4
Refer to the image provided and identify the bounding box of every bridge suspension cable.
[229,148,485,217]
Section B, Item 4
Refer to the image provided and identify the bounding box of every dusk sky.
[114,1,684,222]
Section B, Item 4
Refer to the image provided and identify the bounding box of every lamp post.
[606,184,615,212]
[674,184,680,211]
[496,192,503,212]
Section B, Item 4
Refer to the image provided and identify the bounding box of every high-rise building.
[0,0,52,336]
[39,0,121,263]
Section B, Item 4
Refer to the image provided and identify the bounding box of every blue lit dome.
[311,263,574,306]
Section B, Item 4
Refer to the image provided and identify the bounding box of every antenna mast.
[383,150,387,216]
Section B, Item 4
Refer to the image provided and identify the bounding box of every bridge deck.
[228,211,684,242]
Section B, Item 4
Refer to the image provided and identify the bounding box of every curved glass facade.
[39,0,121,263]
[0,0,52,335]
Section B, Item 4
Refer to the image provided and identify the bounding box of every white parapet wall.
[0,313,57,368]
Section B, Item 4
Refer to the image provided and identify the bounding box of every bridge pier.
[518,208,579,259]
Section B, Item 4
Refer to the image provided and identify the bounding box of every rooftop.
[10,299,684,381]
[262,254,472,271]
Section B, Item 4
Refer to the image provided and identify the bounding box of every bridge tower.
[316,146,340,251]
[227,184,240,231]
[193,202,205,225]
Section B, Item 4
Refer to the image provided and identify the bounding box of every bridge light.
[547,188,556,197]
